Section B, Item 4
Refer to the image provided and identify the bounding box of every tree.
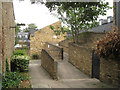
[15,23,21,45]
[15,23,21,34]
[24,23,38,32]
[28,23,37,29]
[41,1,112,43]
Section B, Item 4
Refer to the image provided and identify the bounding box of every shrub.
[95,27,120,58]
[2,72,29,88]
[32,53,39,59]
[11,55,30,72]
[14,50,26,55]
[6,58,9,72]
[22,46,29,50]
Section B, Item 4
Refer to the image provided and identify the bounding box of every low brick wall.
[100,58,120,86]
[68,32,105,77]
[69,43,92,76]
[41,49,58,79]
[44,42,63,61]
[59,39,72,53]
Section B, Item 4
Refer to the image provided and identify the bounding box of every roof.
[17,32,29,35]
[88,22,113,33]
[18,38,28,41]
[29,28,38,37]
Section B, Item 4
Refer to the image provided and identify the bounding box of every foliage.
[24,23,38,32]
[6,58,9,72]
[49,25,68,36]
[32,53,39,59]
[22,46,29,50]
[15,23,21,34]
[14,50,26,55]
[41,1,112,43]
[2,72,29,88]
[11,55,30,72]
[15,23,21,45]
[95,27,120,59]
[28,23,37,29]
[15,37,20,45]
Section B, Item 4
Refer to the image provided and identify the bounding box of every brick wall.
[0,1,2,74]
[0,2,15,74]
[69,32,105,76]
[69,43,92,76]
[41,49,58,79]
[59,39,72,53]
[100,58,120,86]
[44,42,63,61]
[30,21,65,58]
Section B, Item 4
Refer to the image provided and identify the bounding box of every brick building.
[0,2,15,74]
[30,21,66,58]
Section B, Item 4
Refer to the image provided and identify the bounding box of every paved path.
[57,52,89,79]
[29,53,114,88]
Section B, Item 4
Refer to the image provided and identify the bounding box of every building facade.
[0,2,15,74]
[30,21,66,58]
[15,32,30,48]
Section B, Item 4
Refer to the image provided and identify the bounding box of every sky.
[13,0,113,30]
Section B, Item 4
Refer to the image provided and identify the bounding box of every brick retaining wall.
[59,39,72,53]
[68,32,105,77]
[44,42,63,61]
[100,58,120,86]
[69,42,92,76]
[41,49,58,79]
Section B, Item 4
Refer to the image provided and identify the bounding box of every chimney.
[107,16,113,23]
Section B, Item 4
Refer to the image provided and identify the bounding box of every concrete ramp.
[29,54,114,88]
[57,52,89,79]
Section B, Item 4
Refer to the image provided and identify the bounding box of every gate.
[92,50,100,79]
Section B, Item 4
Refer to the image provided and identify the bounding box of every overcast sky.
[13,0,113,29]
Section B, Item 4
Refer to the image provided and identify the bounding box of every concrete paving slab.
[29,54,114,88]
